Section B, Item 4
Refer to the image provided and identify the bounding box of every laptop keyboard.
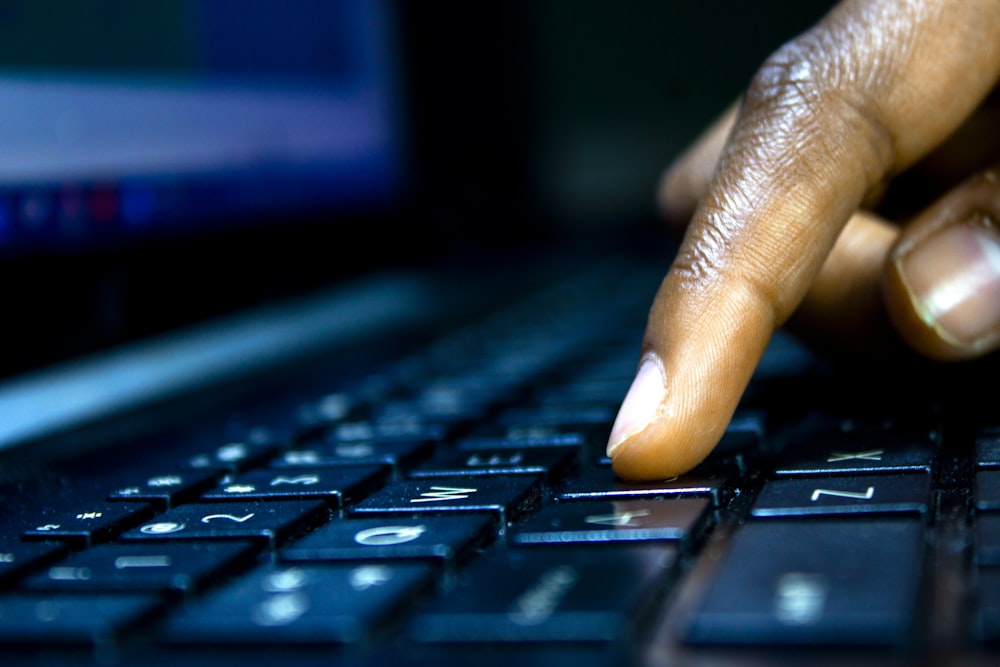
[1,255,998,665]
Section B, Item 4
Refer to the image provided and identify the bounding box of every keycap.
[684,519,924,646]
[558,471,729,506]
[976,431,1000,468]
[773,433,934,476]
[201,466,386,506]
[183,439,280,472]
[409,446,574,480]
[976,470,1000,511]
[107,469,220,507]
[0,594,163,644]
[974,569,1000,642]
[408,546,676,642]
[350,476,541,524]
[0,542,68,587]
[271,439,431,473]
[510,498,710,548]
[21,502,155,546]
[977,514,1000,566]
[122,500,328,546]
[161,563,435,644]
[456,433,586,451]
[281,515,493,563]
[20,541,258,593]
[751,473,931,517]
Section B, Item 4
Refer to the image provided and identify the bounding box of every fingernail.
[896,218,1000,350]
[607,354,666,457]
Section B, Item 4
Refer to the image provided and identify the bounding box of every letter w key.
[751,473,931,517]
[351,476,542,524]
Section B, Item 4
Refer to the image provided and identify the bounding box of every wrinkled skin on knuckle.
[675,25,901,325]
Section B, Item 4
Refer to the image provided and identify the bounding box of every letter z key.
[751,473,930,517]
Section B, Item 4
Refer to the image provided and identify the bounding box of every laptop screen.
[0,0,403,254]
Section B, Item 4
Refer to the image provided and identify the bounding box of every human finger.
[883,166,1000,360]
[609,0,1000,481]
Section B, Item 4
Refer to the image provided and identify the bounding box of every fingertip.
[609,418,718,482]
[606,353,733,482]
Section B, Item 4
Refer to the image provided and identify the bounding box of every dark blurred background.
[401,1,835,236]
[0,0,836,378]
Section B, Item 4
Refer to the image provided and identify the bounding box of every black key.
[294,391,359,432]
[684,519,924,646]
[351,476,541,524]
[977,514,1000,566]
[408,547,676,642]
[272,440,431,472]
[456,433,586,450]
[975,569,1000,642]
[21,502,155,546]
[0,593,162,644]
[510,498,710,548]
[976,470,1000,511]
[751,473,930,517]
[20,541,258,593]
[0,542,68,587]
[108,469,219,507]
[161,563,435,644]
[498,405,616,429]
[184,439,280,472]
[976,431,1000,468]
[486,410,610,449]
[281,515,493,563]
[409,447,574,480]
[558,471,729,506]
[122,500,328,546]
[774,434,934,476]
[201,466,386,506]
[328,419,444,446]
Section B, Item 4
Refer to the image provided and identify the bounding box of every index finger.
[609,0,1000,481]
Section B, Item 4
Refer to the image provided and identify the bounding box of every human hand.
[607,0,1000,481]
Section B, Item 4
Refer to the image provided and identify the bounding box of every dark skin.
[607,0,1000,481]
